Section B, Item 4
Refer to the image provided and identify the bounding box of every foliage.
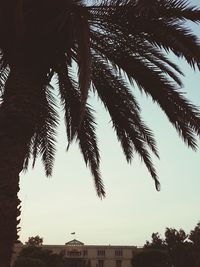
[132,249,171,267]
[18,246,43,258]
[0,0,200,197]
[16,246,64,267]
[189,222,200,247]
[13,257,45,267]
[0,0,200,266]
[143,222,200,267]
[144,232,166,249]
[25,236,43,247]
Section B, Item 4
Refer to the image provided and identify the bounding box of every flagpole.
[71,232,76,240]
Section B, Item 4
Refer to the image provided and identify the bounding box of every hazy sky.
[19,0,200,247]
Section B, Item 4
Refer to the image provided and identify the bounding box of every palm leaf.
[0,66,9,94]
[157,0,200,23]
[91,31,200,150]
[89,0,200,70]
[29,85,58,176]
[56,62,105,198]
[73,5,91,127]
[91,54,160,190]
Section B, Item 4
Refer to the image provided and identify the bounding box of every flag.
[71,232,75,235]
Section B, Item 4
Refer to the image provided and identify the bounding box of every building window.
[97,250,105,257]
[115,249,123,257]
[116,260,122,267]
[98,260,104,267]
[67,250,81,257]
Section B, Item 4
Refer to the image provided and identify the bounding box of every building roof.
[65,239,84,246]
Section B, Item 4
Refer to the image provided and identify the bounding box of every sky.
[18,0,200,247]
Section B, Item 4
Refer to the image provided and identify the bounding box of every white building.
[13,239,139,267]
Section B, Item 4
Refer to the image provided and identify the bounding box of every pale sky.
[18,0,200,247]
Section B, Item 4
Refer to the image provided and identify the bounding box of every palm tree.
[0,0,200,266]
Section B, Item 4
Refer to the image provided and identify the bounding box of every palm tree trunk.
[0,66,46,267]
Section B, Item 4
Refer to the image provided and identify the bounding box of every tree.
[144,232,166,250]
[165,228,187,248]
[164,228,188,267]
[0,0,200,265]
[15,246,64,267]
[132,249,171,267]
[188,222,200,266]
[144,223,200,267]
[25,236,43,247]
[13,257,45,267]
[189,222,200,247]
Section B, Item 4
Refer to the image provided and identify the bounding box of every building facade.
[13,239,139,267]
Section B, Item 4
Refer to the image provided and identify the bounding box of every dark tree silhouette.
[189,222,200,247]
[132,249,171,267]
[144,223,200,267]
[144,232,166,250]
[13,258,45,267]
[0,0,200,266]
[14,246,64,267]
[25,236,43,247]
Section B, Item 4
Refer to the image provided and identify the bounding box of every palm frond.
[88,0,200,22]
[136,42,184,75]
[142,21,200,70]
[29,85,58,176]
[91,32,200,150]
[22,139,33,172]
[157,0,200,23]
[38,86,58,176]
[91,29,183,87]
[56,62,105,198]
[56,62,80,144]
[1,0,200,196]
[89,0,200,70]
[0,51,9,94]
[77,104,105,197]
[91,54,160,190]
[72,6,91,127]
[0,66,9,94]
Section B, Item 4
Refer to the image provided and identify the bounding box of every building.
[12,239,139,267]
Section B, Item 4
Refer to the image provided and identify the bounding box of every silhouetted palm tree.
[0,0,200,265]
